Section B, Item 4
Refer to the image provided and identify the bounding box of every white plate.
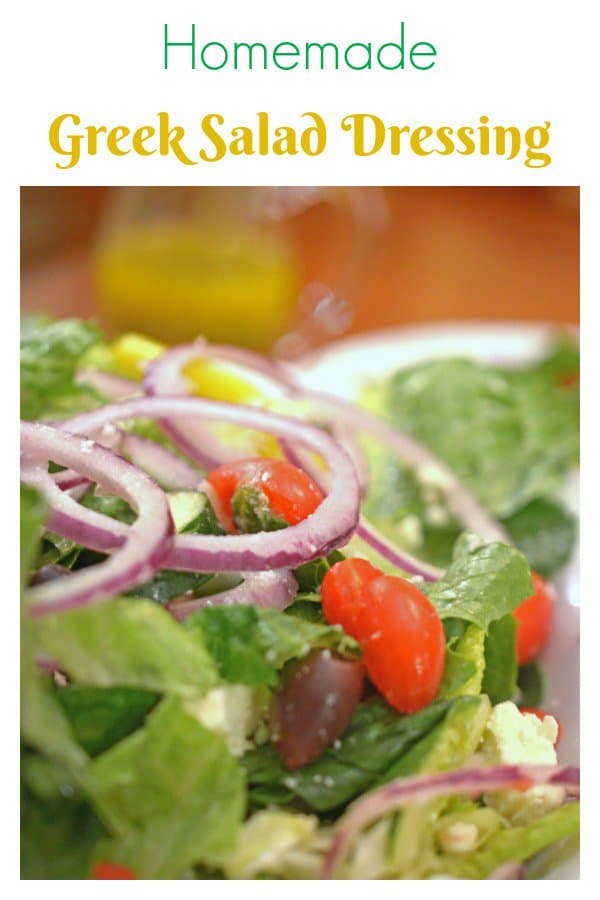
[295,322,580,879]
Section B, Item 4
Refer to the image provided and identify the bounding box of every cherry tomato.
[321,558,383,639]
[360,575,446,714]
[208,458,323,526]
[91,862,137,880]
[514,573,554,666]
[520,707,562,745]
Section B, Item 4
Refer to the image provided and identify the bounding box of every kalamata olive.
[30,564,71,586]
[270,649,364,769]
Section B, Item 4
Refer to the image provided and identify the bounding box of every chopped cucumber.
[167,491,225,535]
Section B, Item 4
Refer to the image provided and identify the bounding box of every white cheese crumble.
[481,701,564,824]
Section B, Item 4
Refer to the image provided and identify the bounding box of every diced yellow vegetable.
[111,333,166,380]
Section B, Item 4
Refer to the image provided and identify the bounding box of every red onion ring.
[355,518,442,581]
[322,764,579,879]
[51,427,203,496]
[144,341,239,469]
[58,395,360,572]
[76,369,139,400]
[22,461,129,553]
[119,431,203,490]
[20,422,174,617]
[167,569,298,620]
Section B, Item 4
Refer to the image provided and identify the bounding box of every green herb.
[293,550,345,592]
[127,569,217,605]
[80,487,137,525]
[231,484,288,533]
[184,605,360,689]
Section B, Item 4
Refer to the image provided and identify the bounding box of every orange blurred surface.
[20,187,579,341]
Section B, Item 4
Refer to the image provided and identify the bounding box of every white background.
[7,0,595,891]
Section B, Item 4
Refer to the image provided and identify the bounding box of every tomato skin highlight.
[520,707,562,745]
[321,558,383,639]
[360,575,446,714]
[208,458,323,525]
[514,573,554,666]
[91,862,137,880]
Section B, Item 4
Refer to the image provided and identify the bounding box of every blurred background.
[20,187,579,357]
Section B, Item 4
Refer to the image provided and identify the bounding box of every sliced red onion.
[51,428,202,495]
[322,764,580,879]
[60,396,360,571]
[20,422,174,617]
[22,461,129,552]
[52,469,90,492]
[76,369,139,400]
[144,341,239,469]
[119,431,203,490]
[488,861,527,879]
[167,569,298,620]
[355,517,442,581]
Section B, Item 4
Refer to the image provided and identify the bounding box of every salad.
[20,318,580,880]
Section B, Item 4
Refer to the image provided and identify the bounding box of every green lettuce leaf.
[438,624,485,698]
[84,696,245,878]
[381,354,578,517]
[33,597,218,697]
[517,661,545,707]
[482,614,518,703]
[244,698,454,812]
[501,497,577,579]
[441,802,580,879]
[21,485,88,773]
[21,484,47,588]
[20,316,103,420]
[425,539,533,632]
[21,785,105,879]
[55,685,159,756]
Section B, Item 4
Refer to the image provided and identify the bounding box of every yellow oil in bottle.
[93,220,298,353]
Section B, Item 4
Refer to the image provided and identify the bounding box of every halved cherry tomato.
[91,862,137,879]
[208,458,323,526]
[520,707,562,745]
[360,575,446,714]
[321,557,383,640]
[322,560,445,714]
[514,573,554,666]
